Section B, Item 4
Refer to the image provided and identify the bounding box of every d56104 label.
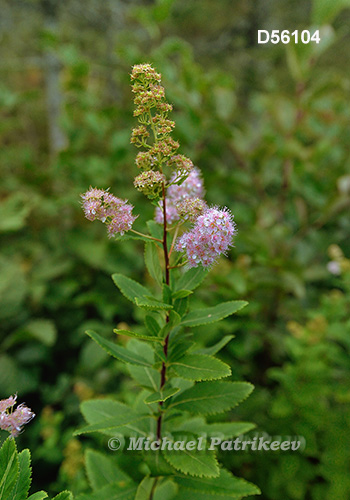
[258,30,320,44]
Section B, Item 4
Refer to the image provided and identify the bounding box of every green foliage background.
[1,0,350,498]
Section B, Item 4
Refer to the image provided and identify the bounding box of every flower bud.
[134,171,166,199]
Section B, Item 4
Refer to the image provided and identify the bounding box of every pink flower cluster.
[81,187,137,237]
[0,394,35,437]
[175,207,236,268]
[155,168,205,224]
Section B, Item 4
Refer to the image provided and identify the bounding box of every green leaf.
[144,385,180,404]
[112,274,150,304]
[163,446,219,478]
[162,284,172,305]
[173,296,189,318]
[147,220,163,244]
[181,301,247,327]
[172,289,193,300]
[174,468,261,498]
[128,340,160,391]
[203,422,256,438]
[168,339,195,362]
[76,399,148,436]
[76,481,137,500]
[86,330,152,366]
[174,417,255,438]
[176,268,208,292]
[114,329,162,343]
[312,0,350,24]
[135,477,157,500]
[144,242,163,286]
[128,364,160,392]
[195,336,234,356]
[52,492,73,500]
[145,315,161,336]
[9,449,31,500]
[171,354,231,381]
[169,381,254,415]
[135,297,173,311]
[0,437,19,500]
[27,493,48,500]
[75,416,148,436]
[85,450,131,491]
[5,320,57,348]
[153,479,177,500]
[0,193,31,233]
[142,451,176,477]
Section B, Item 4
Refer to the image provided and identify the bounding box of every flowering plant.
[76,64,260,499]
[0,395,72,500]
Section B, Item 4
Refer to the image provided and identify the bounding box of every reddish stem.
[156,183,170,440]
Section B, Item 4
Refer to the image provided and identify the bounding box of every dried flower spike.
[134,171,166,200]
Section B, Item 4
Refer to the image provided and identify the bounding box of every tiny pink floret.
[176,207,236,268]
[0,394,35,437]
[155,168,205,224]
[81,187,137,237]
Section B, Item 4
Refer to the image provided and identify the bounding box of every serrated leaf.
[27,493,48,500]
[174,417,255,439]
[172,289,193,300]
[145,242,163,286]
[176,268,209,292]
[173,296,189,318]
[135,297,173,311]
[75,415,148,436]
[171,354,231,381]
[127,340,160,391]
[174,468,261,498]
[128,364,160,392]
[85,450,131,491]
[9,449,31,500]
[181,301,247,327]
[0,437,19,500]
[168,340,195,362]
[169,381,254,415]
[142,450,176,477]
[135,477,157,500]
[112,274,150,304]
[86,330,152,366]
[144,385,180,404]
[195,336,234,356]
[52,492,73,500]
[162,284,172,305]
[114,329,162,342]
[76,481,137,500]
[145,315,161,336]
[147,220,163,243]
[76,399,148,436]
[163,446,219,478]
[153,479,177,500]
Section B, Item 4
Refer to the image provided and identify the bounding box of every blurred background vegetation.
[1,0,350,499]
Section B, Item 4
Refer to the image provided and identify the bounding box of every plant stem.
[149,477,159,500]
[130,229,162,243]
[168,223,180,258]
[156,182,170,440]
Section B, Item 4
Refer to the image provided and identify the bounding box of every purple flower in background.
[0,394,35,437]
[81,187,138,237]
[176,207,236,268]
[155,168,205,224]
